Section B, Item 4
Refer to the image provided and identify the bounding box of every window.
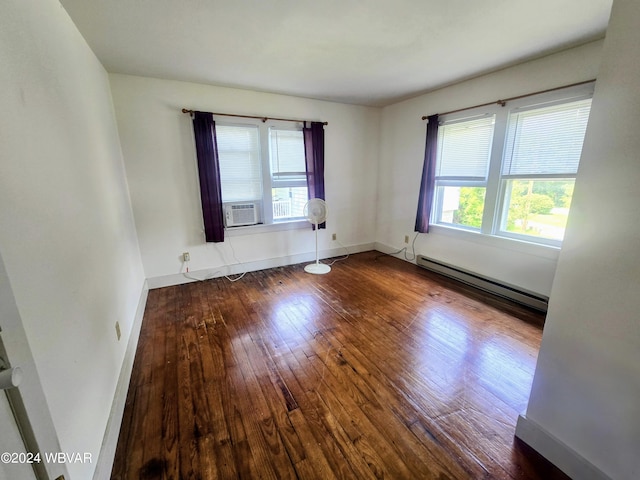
[498,99,591,242]
[433,115,495,229]
[431,84,593,246]
[216,119,308,226]
[270,128,308,220]
[217,124,262,202]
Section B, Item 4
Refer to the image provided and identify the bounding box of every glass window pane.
[500,179,575,241]
[272,187,308,220]
[217,125,263,202]
[437,116,495,178]
[503,99,591,175]
[270,129,306,180]
[436,186,486,229]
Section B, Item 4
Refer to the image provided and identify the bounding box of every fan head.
[303,198,327,225]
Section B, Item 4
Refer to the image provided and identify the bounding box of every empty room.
[1,0,638,479]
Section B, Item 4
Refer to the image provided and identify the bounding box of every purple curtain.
[192,111,225,242]
[415,114,439,233]
[303,122,326,229]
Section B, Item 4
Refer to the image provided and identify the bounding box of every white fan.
[303,198,331,275]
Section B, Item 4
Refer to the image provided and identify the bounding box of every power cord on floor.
[181,233,354,282]
[326,238,350,266]
[182,260,221,282]
[180,237,248,283]
[375,231,419,261]
[223,239,247,282]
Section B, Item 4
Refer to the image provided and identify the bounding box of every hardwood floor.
[111,251,567,480]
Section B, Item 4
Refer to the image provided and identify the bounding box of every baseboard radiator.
[416,255,549,312]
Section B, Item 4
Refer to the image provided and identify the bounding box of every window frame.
[431,83,594,248]
[215,116,308,228]
[269,126,308,188]
[215,122,264,205]
[432,112,496,231]
[269,126,309,222]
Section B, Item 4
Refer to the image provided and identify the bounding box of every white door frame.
[0,252,69,480]
[0,334,38,480]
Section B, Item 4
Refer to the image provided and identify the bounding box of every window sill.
[224,220,309,237]
[428,224,560,260]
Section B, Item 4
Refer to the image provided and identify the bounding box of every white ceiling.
[59,0,612,107]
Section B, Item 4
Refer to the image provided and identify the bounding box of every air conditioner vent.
[225,202,258,227]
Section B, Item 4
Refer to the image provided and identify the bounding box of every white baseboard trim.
[515,415,610,480]
[148,242,376,289]
[93,280,149,480]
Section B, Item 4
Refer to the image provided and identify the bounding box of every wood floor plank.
[267,299,457,480]
[304,265,535,479]
[161,315,180,480]
[252,317,361,479]
[175,286,204,480]
[304,320,460,478]
[219,293,296,480]
[112,251,568,480]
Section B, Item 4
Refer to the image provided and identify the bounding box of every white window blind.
[216,124,263,202]
[502,99,592,176]
[436,115,495,178]
[270,129,306,180]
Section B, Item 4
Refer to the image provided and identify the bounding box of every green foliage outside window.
[453,187,485,228]
[505,180,575,239]
[450,180,574,241]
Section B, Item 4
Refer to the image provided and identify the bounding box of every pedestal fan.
[303,198,331,274]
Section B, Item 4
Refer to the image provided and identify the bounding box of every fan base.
[304,263,331,275]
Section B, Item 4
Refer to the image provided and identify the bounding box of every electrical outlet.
[404,235,409,244]
[183,252,190,262]
[332,233,337,241]
[115,321,121,341]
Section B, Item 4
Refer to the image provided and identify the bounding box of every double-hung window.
[216,124,262,204]
[431,84,593,246]
[498,98,591,242]
[433,115,495,229]
[216,119,308,226]
[269,128,308,220]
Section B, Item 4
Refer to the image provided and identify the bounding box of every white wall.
[377,40,604,296]
[518,0,639,478]
[109,74,380,284]
[0,1,146,478]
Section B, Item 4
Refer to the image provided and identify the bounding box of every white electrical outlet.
[332,233,337,241]
[183,252,190,262]
[115,321,121,341]
[404,235,409,244]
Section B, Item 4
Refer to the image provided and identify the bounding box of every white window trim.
[427,224,561,260]
[224,219,309,237]
[432,82,594,248]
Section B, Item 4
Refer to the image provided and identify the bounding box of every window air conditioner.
[225,202,258,227]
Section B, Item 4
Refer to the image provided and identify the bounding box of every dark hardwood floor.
[111,251,567,480]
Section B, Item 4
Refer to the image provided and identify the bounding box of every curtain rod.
[182,108,328,126]
[421,79,596,120]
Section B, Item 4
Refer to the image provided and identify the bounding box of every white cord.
[180,237,249,283]
[327,238,350,266]
[181,259,221,282]
[181,230,359,282]
[404,231,419,261]
[375,232,419,261]
[223,238,248,282]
